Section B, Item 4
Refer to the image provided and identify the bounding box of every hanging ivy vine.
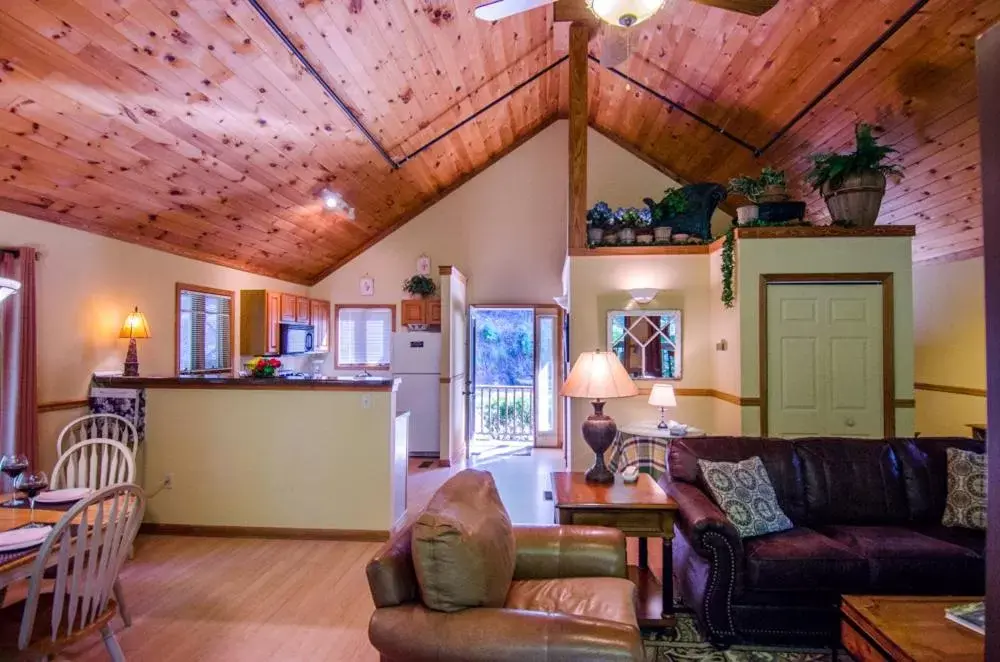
[721,228,736,309]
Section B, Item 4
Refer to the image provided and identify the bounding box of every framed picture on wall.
[360,276,375,297]
[417,255,431,276]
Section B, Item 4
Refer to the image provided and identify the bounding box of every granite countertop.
[92,374,399,391]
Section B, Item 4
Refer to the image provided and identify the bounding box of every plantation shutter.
[337,307,392,366]
[179,289,232,373]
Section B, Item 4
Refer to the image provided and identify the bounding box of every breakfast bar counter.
[95,375,404,539]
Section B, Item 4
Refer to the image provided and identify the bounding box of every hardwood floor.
[32,449,665,661]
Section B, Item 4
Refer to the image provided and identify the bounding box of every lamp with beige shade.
[119,306,151,377]
[648,383,677,429]
[561,350,638,484]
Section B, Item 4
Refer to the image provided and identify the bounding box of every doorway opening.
[467,306,562,463]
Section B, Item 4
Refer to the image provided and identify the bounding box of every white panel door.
[767,283,883,438]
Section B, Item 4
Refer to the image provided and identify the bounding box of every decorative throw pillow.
[942,447,987,531]
[411,469,516,612]
[697,456,794,538]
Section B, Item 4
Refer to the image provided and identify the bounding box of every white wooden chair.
[0,483,145,661]
[51,439,135,491]
[56,414,138,460]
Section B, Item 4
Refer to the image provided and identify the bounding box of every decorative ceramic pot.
[736,205,759,224]
[603,230,618,244]
[587,227,605,245]
[636,231,654,244]
[617,228,636,245]
[653,226,672,243]
[822,172,886,228]
[758,184,789,203]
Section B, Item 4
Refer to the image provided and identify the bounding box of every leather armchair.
[367,524,645,662]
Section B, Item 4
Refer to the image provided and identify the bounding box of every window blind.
[337,307,392,366]
[179,290,232,373]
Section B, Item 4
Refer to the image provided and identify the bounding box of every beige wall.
[913,257,986,436]
[1,210,306,473]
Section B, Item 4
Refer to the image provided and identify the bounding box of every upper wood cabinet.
[296,297,311,324]
[400,298,442,327]
[310,299,331,353]
[279,293,297,323]
[241,290,282,356]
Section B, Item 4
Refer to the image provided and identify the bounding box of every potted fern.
[807,123,904,227]
[643,187,688,242]
[728,167,788,223]
[403,274,437,299]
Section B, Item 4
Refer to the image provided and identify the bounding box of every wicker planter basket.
[822,172,886,228]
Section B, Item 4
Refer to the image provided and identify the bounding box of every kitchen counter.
[92,374,399,391]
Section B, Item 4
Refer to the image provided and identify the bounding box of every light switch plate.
[361,394,372,409]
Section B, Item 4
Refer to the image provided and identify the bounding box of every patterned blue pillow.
[697,456,794,538]
[942,447,987,530]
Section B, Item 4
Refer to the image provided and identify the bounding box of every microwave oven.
[279,323,314,355]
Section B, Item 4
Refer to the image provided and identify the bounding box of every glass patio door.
[534,306,560,448]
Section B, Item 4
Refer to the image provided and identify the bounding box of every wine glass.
[0,454,28,507]
[15,471,48,523]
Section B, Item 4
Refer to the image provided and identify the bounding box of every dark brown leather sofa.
[366,523,645,661]
[662,436,986,646]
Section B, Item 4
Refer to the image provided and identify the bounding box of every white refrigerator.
[392,331,442,457]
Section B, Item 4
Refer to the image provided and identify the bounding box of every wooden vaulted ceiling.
[0,0,996,284]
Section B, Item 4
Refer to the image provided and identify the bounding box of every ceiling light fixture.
[629,288,659,305]
[320,189,357,221]
[586,0,664,27]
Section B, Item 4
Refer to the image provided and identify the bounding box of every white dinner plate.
[0,526,51,552]
[35,488,92,504]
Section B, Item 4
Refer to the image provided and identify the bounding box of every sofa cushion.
[669,437,807,523]
[504,577,639,629]
[412,469,516,612]
[918,524,986,557]
[941,447,987,530]
[795,439,908,525]
[743,527,868,593]
[893,437,984,523]
[698,456,794,538]
[820,525,984,594]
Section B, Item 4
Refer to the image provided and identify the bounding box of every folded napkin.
[36,488,91,503]
[0,525,52,550]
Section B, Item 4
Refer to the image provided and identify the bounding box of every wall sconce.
[628,288,659,305]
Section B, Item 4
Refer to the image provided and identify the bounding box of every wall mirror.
[607,310,682,380]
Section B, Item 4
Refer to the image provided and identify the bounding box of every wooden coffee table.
[551,471,677,629]
[841,595,985,661]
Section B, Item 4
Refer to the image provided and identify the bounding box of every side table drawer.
[568,510,668,536]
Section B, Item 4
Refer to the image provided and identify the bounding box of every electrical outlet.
[164,473,174,490]
[361,394,372,409]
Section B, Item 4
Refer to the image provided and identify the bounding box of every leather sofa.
[662,436,986,646]
[366,522,645,662]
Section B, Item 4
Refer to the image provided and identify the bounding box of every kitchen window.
[177,284,234,374]
[336,305,395,370]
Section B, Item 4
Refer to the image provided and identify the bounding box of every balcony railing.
[473,384,533,442]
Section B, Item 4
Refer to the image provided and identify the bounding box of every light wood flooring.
[23,449,663,661]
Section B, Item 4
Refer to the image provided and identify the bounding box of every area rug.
[643,613,841,661]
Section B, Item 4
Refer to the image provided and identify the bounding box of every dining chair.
[51,439,136,491]
[0,483,146,661]
[56,414,138,460]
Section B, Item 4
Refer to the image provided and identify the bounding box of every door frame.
[466,304,566,449]
[758,273,896,437]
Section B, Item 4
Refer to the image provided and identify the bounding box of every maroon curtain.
[0,248,38,467]
[645,315,663,377]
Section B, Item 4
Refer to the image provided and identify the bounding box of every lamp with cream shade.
[560,349,638,483]
[648,383,677,429]
[119,306,151,377]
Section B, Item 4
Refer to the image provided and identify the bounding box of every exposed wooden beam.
[554,0,596,24]
[568,23,590,250]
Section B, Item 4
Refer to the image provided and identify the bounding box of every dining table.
[0,497,83,590]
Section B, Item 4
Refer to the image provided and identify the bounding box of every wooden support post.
[568,22,589,251]
[976,23,1000,661]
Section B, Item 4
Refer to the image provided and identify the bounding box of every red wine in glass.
[15,472,48,523]
[0,454,28,507]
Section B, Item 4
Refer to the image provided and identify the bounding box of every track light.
[320,189,356,220]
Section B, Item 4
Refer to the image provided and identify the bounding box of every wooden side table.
[551,471,678,629]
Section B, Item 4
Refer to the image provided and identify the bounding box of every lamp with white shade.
[648,383,677,429]
[0,277,21,303]
[560,350,638,483]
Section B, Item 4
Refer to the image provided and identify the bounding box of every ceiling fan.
[475,0,778,67]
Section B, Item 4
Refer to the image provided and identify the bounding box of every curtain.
[645,315,663,377]
[0,247,38,466]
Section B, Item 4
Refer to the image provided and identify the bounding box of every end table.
[551,471,678,629]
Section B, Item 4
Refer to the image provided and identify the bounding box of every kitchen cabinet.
[241,290,282,356]
[310,299,331,353]
[279,293,297,323]
[296,297,311,323]
[400,298,442,327]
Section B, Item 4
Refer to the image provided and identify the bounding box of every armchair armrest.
[512,525,627,580]
[370,604,643,662]
[665,480,743,560]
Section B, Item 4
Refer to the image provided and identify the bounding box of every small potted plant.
[614,207,642,245]
[643,187,688,242]
[757,167,788,202]
[247,357,281,378]
[403,274,437,299]
[727,174,762,224]
[635,207,654,244]
[807,123,904,227]
[586,201,613,246]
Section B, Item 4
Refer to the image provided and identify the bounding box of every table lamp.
[561,350,638,484]
[648,383,677,429]
[119,306,151,377]
[0,277,20,303]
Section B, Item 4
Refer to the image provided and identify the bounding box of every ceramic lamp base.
[582,400,617,484]
[123,338,139,377]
